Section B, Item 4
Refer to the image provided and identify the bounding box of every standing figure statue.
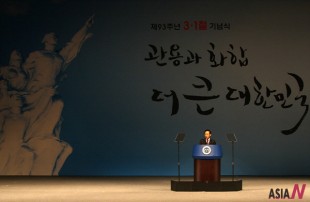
[0,50,31,175]
[0,15,94,175]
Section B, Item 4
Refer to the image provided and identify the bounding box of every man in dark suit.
[200,129,216,145]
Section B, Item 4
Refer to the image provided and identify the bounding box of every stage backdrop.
[0,0,309,176]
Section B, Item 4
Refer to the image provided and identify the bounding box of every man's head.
[42,33,58,49]
[9,50,22,67]
[204,129,212,139]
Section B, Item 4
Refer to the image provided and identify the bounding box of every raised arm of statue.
[59,15,94,69]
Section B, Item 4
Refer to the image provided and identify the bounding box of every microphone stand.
[177,139,181,182]
[174,133,185,182]
[226,133,237,182]
[232,140,235,181]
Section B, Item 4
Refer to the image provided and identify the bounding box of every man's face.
[43,33,58,46]
[204,131,211,139]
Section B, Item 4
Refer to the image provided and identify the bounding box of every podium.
[171,144,242,191]
[192,145,222,182]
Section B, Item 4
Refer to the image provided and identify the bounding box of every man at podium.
[200,129,216,145]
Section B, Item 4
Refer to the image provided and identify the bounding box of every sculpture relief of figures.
[0,15,94,175]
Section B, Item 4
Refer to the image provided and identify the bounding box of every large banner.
[0,0,309,176]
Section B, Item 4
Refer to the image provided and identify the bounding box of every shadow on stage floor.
[0,176,309,202]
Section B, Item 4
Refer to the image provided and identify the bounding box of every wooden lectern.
[171,144,242,191]
[192,145,222,182]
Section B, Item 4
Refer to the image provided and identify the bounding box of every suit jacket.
[200,138,216,145]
